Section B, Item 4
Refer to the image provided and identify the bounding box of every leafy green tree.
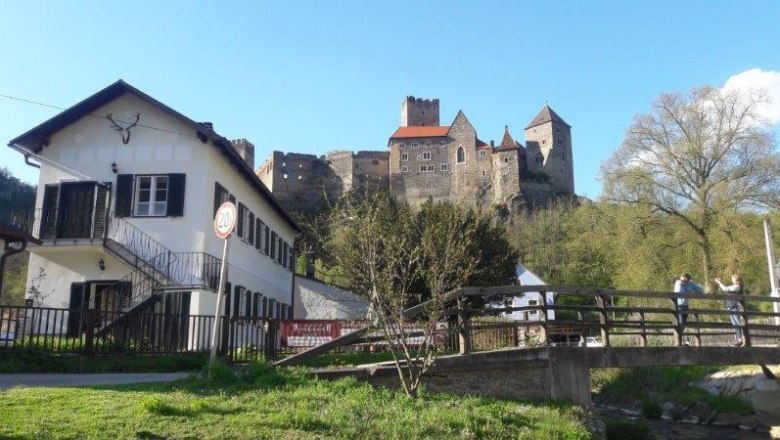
[601,86,780,287]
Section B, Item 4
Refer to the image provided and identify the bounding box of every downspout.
[24,154,40,169]
[0,239,28,300]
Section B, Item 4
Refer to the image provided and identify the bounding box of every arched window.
[456,146,465,163]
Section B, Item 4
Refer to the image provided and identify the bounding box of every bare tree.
[601,86,780,286]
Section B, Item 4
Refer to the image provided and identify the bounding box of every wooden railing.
[403,285,780,351]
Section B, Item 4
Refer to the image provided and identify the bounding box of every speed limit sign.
[214,202,237,239]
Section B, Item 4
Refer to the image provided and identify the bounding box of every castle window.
[456,146,465,164]
[416,155,421,160]
[412,143,419,149]
[401,166,408,172]
[420,165,434,172]
[542,140,546,145]
[400,143,405,149]
[536,153,544,163]
[283,173,288,179]
[482,170,487,177]
[561,152,566,160]
[504,158,509,163]
[440,163,448,171]
[297,175,302,180]
[401,152,409,161]
[479,150,487,157]
[422,152,432,161]
[425,142,431,148]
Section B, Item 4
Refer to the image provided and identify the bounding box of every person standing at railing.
[714,274,745,347]
[673,273,703,339]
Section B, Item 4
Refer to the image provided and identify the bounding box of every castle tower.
[400,96,440,127]
[524,105,574,195]
[492,126,522,207]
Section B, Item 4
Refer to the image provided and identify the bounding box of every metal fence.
[0,304,277,362]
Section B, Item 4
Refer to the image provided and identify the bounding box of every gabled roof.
[498,126,518,151]
[476,139,491,150]
[390,126,450,139]
[525,105,571,130]
[7,79,301,233]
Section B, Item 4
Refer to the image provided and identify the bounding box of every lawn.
[1,363,596,439]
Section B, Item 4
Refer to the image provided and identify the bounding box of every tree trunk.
[697,231,714,292]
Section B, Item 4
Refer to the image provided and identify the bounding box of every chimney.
[231,138,255,168]
[490,140,495,148]
[200,122,214,130]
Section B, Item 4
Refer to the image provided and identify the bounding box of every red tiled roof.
[390,126,450,139]
[476,139,492,149]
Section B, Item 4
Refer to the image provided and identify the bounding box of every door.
[57,182,96,238]
[67,282,87,337]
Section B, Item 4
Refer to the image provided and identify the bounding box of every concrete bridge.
[315,345,780,406]
[280,285,780,406]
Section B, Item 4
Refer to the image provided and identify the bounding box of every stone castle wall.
[401,96,440,127]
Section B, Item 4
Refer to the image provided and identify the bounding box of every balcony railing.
[6,208,109,242]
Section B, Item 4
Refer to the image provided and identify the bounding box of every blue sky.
[1,1,779,198]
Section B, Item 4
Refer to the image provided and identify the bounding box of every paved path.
[0,372,193,390]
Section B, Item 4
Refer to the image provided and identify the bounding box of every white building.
[7,80,300,338]
[505,263,555,321]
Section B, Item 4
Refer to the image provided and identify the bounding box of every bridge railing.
[421,285,780,351]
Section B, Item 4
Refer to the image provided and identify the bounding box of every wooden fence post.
[595,294,609,347]
[539,289,549,346]
[740,299,751,347]
[639,311,647,347]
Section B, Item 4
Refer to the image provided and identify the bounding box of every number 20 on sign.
[214,202,237,239]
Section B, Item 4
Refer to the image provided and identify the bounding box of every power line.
[0,92,201,140]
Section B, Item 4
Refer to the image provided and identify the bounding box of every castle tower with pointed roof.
[525,105,574,195]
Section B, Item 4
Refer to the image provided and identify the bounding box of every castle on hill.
[257,96,575,214]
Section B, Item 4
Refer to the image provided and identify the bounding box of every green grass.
[1,363,597,439]
[591,366,754,416]
[0,351,207,373]
[296,350,410,368]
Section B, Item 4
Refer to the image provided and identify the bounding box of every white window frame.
[401,166,408,172]
[479,150,487,157]
[422,151,432,161]
[401,152,409,161]
[528,299,539,316]
[412,143,419,149]
[134,175,168,217]
[399,143,405,149]
[440,163,448,171]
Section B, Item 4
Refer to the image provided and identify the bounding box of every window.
[401,152,409,161]
[255,218,264,251]
[479,150,487,157]
[420,165,434,172]
[416,155,421,160]
[456,146,465,163]
[399,143,405,149]
[440,163,448,171]
[425,142,431,148]
[270,231,277,260]
[264,226,270,255]
[422,151,432,161]
[401,166,408,172]
[237,203,254,242]
[134,176,168,216]
[412,143,419,149]
[482,170,487,177]
[528,299,539,316]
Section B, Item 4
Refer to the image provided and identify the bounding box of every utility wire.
[0,92,202,141]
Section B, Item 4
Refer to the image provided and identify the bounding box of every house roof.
[476,139,491,150]
[7,80,301,234]
[390,126,450,139]
[498,126,518,151]
[525,105,571,130]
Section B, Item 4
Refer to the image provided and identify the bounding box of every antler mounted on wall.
[106,112,140,145]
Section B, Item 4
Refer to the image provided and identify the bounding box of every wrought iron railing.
[5,208,109,242]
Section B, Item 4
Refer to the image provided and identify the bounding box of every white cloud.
[723,68,780,125]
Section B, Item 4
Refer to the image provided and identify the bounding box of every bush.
[604,417,650,440]
[203,359,236,384]
[641,400,662,419]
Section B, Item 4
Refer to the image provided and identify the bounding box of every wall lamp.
[98,258,106,271]
[111,162,118,174]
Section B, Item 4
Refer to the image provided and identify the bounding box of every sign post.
[763,220,780,325]
[209,202,237,365]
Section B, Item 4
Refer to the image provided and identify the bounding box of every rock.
[739,415,758,430]
[751,390,780,415]
[711,412,743,427]
[661,401,676,412]
[680,402,713,425]
[754,378,780,392]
